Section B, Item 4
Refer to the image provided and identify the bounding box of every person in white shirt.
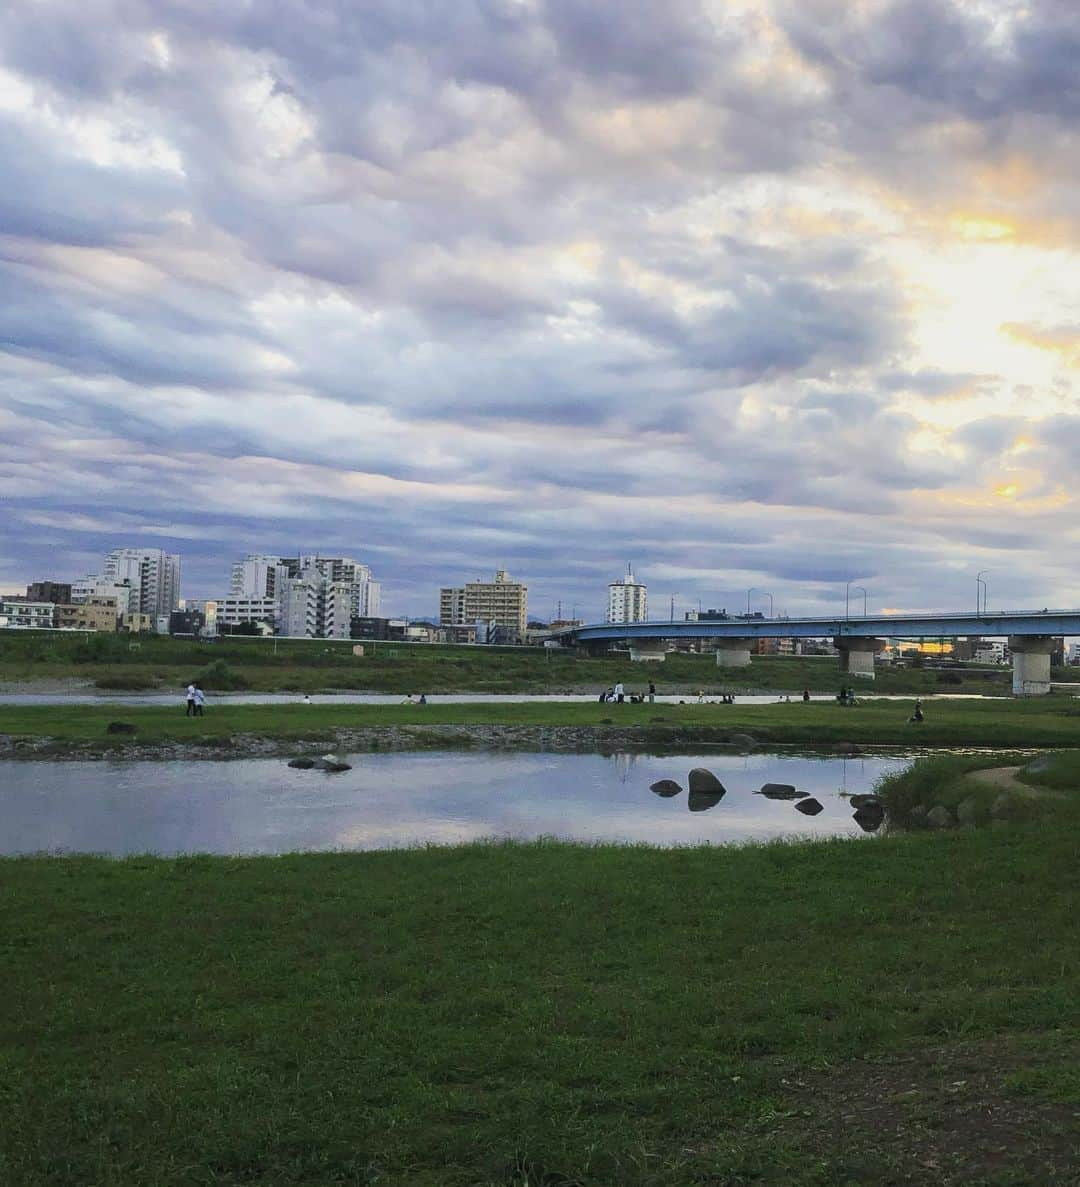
[614,681,625,704]
[193,685,206,716]
[185,684,197,717]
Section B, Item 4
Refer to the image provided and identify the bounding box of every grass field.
[0,629,1017,695]
[2,816,1078,1185]
[6,694,1080,752]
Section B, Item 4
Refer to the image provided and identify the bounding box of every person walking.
[910,699,924,723]
[648,680,656,704]
[614,681,625,704]
[193,684,206,717]
[185,682,197,717]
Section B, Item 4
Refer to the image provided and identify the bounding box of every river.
[0,749,908,856]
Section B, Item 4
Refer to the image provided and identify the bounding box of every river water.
[0,750,909,857]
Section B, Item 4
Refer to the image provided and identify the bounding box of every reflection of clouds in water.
[0,751,910,856]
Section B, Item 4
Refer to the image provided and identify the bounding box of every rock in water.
[313,753,352,772]
[849,794,881,809]
[794,797,824,816]
[288,757,315,769]
[758,783,805,800]
[649,779,683,797]
[688,789,725,813]
[687,768,726,794]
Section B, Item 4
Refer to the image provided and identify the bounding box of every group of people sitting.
[599,682,657,704]
[836,686,858,706]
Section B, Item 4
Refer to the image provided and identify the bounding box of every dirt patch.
[766,1033,1080,1184]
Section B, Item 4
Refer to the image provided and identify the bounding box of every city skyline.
[3,3,1080,619]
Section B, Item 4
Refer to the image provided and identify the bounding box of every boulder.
[313,758,352,772]
[848,794,882,809]
[105,721,137,735]
[728,733,757,751]
[794,797,824,816]
[926,805,954,829]
[853,805,885,832]
[758,783,805,800]
[688,789,725,813]
[288,757,316,769]
[688,767,726,794]
[649,779,683,797]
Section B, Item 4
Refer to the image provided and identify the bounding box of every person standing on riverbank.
[185,683,197,717]
[614,681,625,704]
[193,685,206,717]
[648,680,656,704]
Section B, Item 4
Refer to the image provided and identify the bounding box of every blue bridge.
[554,609,1080,695]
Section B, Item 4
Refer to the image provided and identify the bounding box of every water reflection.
[0,750,912,857]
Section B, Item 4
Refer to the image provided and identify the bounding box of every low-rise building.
[0,600,55,629]
[217,596,278,631]
[27,581,72,603]
[56,600,119,632]
[121,612,154,633]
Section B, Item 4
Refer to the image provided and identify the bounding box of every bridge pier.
[835,637,884,680]
[715,638,753,668]
[1009,635,1053,696]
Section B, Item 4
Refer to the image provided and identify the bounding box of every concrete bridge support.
[715,638,753,668]
[1009,635,1053,696]
[835,637,884,680]
[629,642,667,662]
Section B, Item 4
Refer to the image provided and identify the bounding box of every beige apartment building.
[440,569,528,640]
[56,598,119,632]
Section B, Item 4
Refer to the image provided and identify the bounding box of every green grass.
[2,821,1078,1184]
[0,629,1015,694]
[6,695,1080,753]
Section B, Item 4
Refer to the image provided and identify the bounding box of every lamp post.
[747,587,773,617]
[976,571,989,616]
[844,581,868,620]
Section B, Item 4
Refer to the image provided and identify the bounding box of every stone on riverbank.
[853,805,885,832]
[288,757,316,769]
[649,779,682,797]
[927,805,954,829]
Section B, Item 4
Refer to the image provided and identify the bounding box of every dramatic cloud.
[3,0,1080,620]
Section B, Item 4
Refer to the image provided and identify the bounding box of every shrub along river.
[0,750,912,856]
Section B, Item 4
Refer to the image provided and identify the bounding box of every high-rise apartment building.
[440,569,528,640]
[278,576,353,639]
[229,553,380,626]
[102,548,181,616]
[607,567,648,624]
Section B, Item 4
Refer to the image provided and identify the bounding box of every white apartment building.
[277,576,353,639]
[0,600,56,629]
[217,596,278,630]
[229,553,381,625]
[607,568,648,624]
[72,575,135,615]
[102,548,181,617]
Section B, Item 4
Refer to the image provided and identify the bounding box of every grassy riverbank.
[3,822,1079,1185]
[5,695,1080,753]
[0,630,1014,694]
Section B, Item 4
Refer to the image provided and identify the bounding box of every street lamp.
[976,571,989,616]
[845,581,868,619]
[747,587,773,617]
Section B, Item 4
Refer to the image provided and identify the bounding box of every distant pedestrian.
[802,688,810,703]
[597,689,608,703]
[648,680,656,704]
[697,689,705,704]
[193,685,206,716]
[302,694,312,705]
[614,681,625,704]
[185,683,197,717]
[418,693,427,705]
[910,699,924,724]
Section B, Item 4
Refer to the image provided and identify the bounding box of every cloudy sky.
[2,0,1079,621]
